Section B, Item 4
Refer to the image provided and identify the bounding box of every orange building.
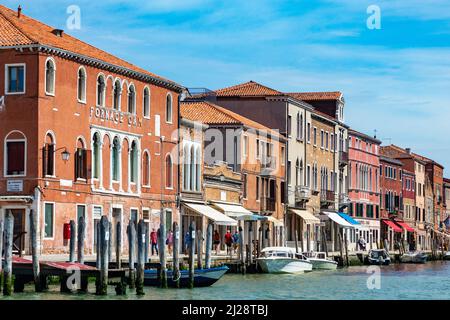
[0,5,183,255]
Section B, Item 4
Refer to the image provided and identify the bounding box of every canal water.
[2,261,449,300]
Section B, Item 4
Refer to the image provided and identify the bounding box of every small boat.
[444,252,450,261]
[144,266,228,288]
[256,247,313,274]
[400,251,428,264]
[367,249,391,265]
[303,251,338,270]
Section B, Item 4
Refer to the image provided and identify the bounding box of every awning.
[266,216,284,227]
[396,221,415,233]
[290,209,320,224]
[184,203,237,226]
[212,203,266,221]
[323,211,354,228]
[383,220,402,233]
[338,213,361,226]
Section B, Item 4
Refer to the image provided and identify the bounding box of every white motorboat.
[400,251,428,264]
[368,249,391,265]
[256,247,313,274]
[303,251,338,270]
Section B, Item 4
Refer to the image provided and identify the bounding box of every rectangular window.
[287,116,292,136]
[131,209,139,226]
[44,203,54,238]
[321,130,324,148]
[307,123,311,142]
[42,143,55,177]
[243,135,248,159]
[307,165,311,187]
[6,141,25,176]
[6,64,25,94]
[313,127,317,146]
[165,209,173,232]
[325,132,329,150]
[256,176,260,200]
[243,174,248,199]
[77,205,86,223]
[280,146,285,166]
[330,134,334,151]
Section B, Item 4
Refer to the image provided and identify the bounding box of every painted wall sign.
[7,180,23,192]
[90,106,142,128]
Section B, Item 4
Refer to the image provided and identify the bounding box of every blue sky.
[4,0,450,175]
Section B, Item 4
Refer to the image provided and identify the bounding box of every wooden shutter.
[47,144,54,176]
[85,149,92,181]
[42,144,48,177]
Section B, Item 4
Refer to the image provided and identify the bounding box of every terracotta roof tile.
[181,101,284,139]
[214,81,282,97]
[287,92,342,101]
[0,5,178,87]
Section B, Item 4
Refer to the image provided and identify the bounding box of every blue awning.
[338,212,361,226]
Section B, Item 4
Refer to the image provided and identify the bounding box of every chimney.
[17,5,22,18]
[405,148,411,154]
[52,29,64,37]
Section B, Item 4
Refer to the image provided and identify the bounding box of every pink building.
[348,129,382,249]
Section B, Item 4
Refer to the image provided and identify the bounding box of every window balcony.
[339,151,348,167]
[295,186,311,202]
[320,190,336,203]
[261,197,276,212]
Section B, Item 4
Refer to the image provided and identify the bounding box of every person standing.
[224,229,233,256]
[184,231,191,255]
[150,228,158,256]
[166,229,174,255]
[213,230,221,255]
[232,231,240,254]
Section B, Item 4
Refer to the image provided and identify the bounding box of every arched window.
[130,141,138,183]
[113,80,121,110]
[300,159,304,186]
[143,87,150,118]
[183,144,190,191]
[92,133,101,179]
[190,145,195,191]
[112,137,120,181]
[43,133,55,176]
[97,75,106,107]
[195,147,201,191]
[4,131,26,176]
[128,84,136,114]
[75,138,87,180]
[45,58,56,95]
[142,151,150,187]
[77,67,86,102]
[166,93,172,123]
[299,113,303,140]
[165,154,173,188]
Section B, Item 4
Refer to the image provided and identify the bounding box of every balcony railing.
[339,151,348,167]
[339,193,350,205]
[295,186,311,202]
[321,190,336,203]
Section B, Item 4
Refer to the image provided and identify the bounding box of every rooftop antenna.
[374,129,377,139]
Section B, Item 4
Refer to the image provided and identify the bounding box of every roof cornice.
[1,44,184,93]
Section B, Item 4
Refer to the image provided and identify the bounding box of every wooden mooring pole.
[3,211,14,296]
[188,221,195,289]
[145,223,149,263]
[344,232,350,267]
[248,222,253,266]
[116,221,122,269]
[294,230,299,254]
[77,215,86,264]
[127,221,136,289]
[30,209,42,292]
[197,230,203,270]
[173,222,180,288]
[69,220,76,263]
[159,209,167,289]
[97,216,109,295]
[338,230,344,267]
[96,222,101,269]
[136,220,146,295]
[205,223,213,269]
[239,225,245,274]
[108,221,113,263]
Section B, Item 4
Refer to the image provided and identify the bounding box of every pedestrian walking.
[150,228,158,256]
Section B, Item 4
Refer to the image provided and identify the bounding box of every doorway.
[9,209,26,256]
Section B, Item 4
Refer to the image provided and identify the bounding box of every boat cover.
[290,209,320,224]
[184,203,238,226]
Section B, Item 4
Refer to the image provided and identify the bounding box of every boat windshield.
[371,251,387,259]
[262,251,290,258]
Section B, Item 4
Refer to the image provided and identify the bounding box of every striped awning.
[290,209,320,224]
[184,203,237,226]
[212,203,266,221]
[323,211,354,228]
